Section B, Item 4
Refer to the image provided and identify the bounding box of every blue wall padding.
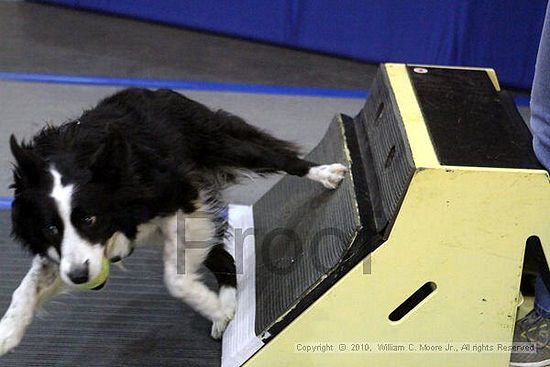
[33,0,548,89]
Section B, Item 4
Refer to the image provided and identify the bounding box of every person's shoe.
[510,309,550,366]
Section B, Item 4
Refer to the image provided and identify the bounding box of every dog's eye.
[47,225,59,236]
[44,225,59,240]
[83,216,97,226]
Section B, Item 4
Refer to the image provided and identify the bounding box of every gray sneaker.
[510,310,550,366]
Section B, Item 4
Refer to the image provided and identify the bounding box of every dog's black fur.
[10,88,316,290]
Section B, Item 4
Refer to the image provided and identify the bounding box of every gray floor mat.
[0,210,221,367]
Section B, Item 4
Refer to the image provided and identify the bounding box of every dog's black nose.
[67,265,89,284]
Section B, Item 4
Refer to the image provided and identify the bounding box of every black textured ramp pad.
[358,67,415,232]
[0,211,221,367]
[407,66,541,169]
[253,116,361,336]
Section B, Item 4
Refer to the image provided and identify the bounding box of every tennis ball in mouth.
[80,257,110,290]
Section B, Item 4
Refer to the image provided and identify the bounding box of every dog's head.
[9,132,133,288]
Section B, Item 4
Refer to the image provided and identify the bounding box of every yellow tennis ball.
[80,257,110,290]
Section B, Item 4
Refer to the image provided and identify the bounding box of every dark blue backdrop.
[35,0,548,89]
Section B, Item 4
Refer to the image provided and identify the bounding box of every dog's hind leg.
[0,256,62,355]
[304,163,348,189]
[204,243,236,330]
[206,111,348,188]
[226,140,348,189]
[202,194,237,328]
[160,211,234,339]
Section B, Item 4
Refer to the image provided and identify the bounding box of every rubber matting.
[253,116,360,335]
[0,210,221,367]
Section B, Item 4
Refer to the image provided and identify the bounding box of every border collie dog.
[0,88,347,354]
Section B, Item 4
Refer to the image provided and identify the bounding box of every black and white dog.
[0,88,347,354]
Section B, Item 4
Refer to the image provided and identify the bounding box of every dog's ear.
[89,128,131,185]
[9,135,47,193]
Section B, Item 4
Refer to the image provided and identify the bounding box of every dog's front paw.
[211,317,230,340]
[211,287,237,340]
[0,318,25,356]
[105,232,133,262]
[307,163,348,189]
[219,286,236,320]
